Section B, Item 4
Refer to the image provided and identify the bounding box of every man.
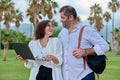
[58,5,109,80]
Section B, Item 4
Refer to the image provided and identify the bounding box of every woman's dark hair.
[35,20,50,39]
[59,5,77,19]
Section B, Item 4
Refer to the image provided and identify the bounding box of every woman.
[16,20,63,80]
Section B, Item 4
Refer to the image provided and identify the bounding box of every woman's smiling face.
[45,22,54,36]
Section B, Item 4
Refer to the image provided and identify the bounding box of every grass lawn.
[0,50,30,80]
[0,50,120,80]
[99,51,120,80]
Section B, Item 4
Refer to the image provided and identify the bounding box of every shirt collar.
[72,22,83,32]
[63,22,83,33]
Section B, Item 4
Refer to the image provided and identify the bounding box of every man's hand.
[72,48,87,58]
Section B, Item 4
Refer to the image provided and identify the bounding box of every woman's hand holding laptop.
[16,55,28,64]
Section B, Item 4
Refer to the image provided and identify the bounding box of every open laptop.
[11,42,35,60]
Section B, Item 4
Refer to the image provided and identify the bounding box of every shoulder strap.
[78,26,85,48]
[77,26,87,70]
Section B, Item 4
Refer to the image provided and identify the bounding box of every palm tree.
[14,9,23,32]
[90,3,103,32]
[13,9,23,42]
[51,19,58,27]
[0,0,15,61]
[88,16,95,27]
[90,3,102,17]
[112,27,120,54]
[26,0,40,35]
[0,2,2,20]
[2,0,15,31]
[108,0,119,42]
[0,1,3,29]
[95,16,104,32]
[26,0,58,37]
[1,29,17,61]
[113,28,120,44]
[103,11,111,41]
[1,29,26,61]
[0,0,20,61]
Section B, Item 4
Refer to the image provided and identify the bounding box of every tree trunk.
[2,41,9,61]
[111,41,120,55]
[115,41,120,55]
[30,24,33,37]
[106,22,108,41]
[112,13,114,43]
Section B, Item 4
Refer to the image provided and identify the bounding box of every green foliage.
[23,37,33,44]
[1,29,18,42]
[52,28,61,37]
[0,29,33,49]
[1,29,26,42]
[113,27,120,44]
[16,32,26,42]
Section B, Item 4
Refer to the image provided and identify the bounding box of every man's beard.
[62,23,68,29]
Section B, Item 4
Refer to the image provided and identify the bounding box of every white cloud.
[73,0,112,20]
[55,0,112,20]
[12,0,28,12]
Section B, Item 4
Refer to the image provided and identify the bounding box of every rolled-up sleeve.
[85,27,109,55]
[24,60,34,69]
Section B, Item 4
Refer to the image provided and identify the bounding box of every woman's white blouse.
[24,38,63,80]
